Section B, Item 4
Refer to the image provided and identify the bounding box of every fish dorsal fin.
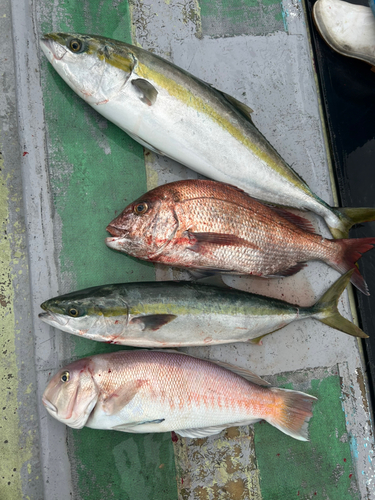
[146,350,270,386]
[129,314,177,331]
[208,360,270,386]
[216,89,254,123]
[131,78,158,106]
[271,207,317,234]
[102,380,145,415]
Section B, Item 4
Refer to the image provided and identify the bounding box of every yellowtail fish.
[42,350,316,440]
[106,180,375,295]
[40,33,375,239]
[38,271,367,347]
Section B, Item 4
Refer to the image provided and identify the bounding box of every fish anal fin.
[131,78,158,105]
[102,379,147,415]
[130,314,177,331]
[266,262,306,278]
[176,419,261,439]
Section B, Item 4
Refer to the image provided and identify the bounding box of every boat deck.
[1,0,374,498]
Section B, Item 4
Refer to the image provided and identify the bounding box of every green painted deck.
[2,0,375,498]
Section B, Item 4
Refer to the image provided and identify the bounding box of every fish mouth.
[106,224,125,237]
[105,225,132,251]
[42,396,57,414]
[39,311,69,327]
[40,37,67,62]
[105,235,131,251]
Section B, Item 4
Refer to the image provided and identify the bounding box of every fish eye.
[61,371,70,383]
[134,202,148,215]
[68,307,80,317]
[68,38,83,53]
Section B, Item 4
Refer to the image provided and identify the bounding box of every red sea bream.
[106,180,375,295]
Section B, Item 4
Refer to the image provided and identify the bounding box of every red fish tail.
[267,388,317,441]
[330,237,375,295]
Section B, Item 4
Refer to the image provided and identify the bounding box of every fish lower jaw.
[105,236,129,251]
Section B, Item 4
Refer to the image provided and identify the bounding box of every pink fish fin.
[267,387,317,441]
[333,237,375,295]
[188,232,259,252]
[112,419,165,431]
[270,207,317,234]
[129,314,177,331]
[208,360,270,386]
[102,379,146,415]
[265,262,307,278]
[176,420,262,438]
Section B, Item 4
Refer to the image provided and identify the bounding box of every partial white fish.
[40,33,375,238]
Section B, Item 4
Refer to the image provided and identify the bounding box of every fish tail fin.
[330,237,375,295]
[267,388,317,441]
[311,270,368,338]
[330,207,375,239]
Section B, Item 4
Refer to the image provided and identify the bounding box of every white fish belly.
[94,77,329,220]
[93,312,299,347]
[85,391,255,433]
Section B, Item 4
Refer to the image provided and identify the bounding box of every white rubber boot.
[313,0,375,66]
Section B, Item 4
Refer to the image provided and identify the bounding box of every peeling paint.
[0,153,32,499]
[173,426,262,500]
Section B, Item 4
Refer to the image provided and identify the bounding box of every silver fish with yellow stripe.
[40,33,375,238]
[38,271,367,347]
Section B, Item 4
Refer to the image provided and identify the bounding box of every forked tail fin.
[330,207,375,239]
[331,237,375,295]
[311,270,368,338]
[267,388,317,441]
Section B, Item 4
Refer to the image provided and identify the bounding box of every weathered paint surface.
[1,0,44,496]
[5,0,375,496]
[254,368,360,499]
[129,0,375,498]
[199,0,285,37]
[174,426,262,500]
[0,156,27,499]
[38,1,178,498]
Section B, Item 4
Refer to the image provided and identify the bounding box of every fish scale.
[106,179,375,293]
[42,350,316,440]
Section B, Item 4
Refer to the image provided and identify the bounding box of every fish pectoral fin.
[102,380,145,415]
[209,360,270,386]
[188,232,258,252]
[266,262,306,278]
[130,314,177,331]
[131,78,158,106]
[112,418,165,431]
